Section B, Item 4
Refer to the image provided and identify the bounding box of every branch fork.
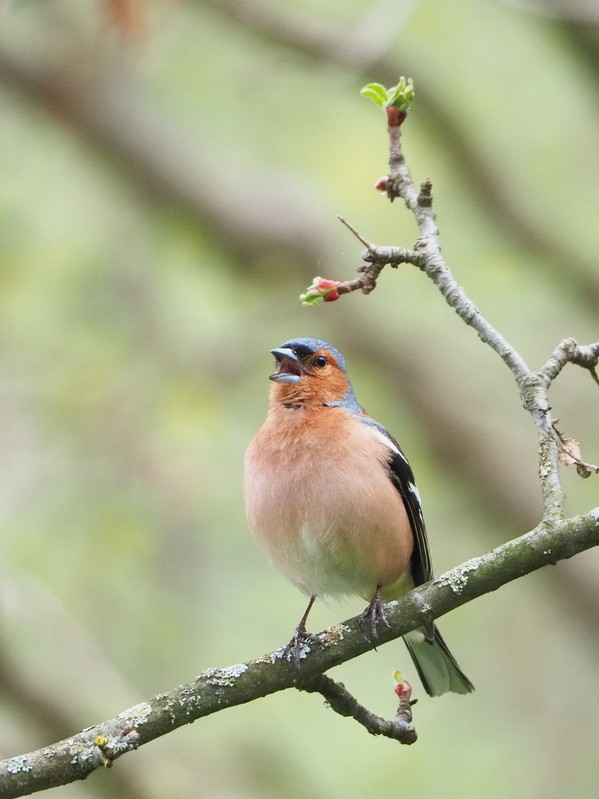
[305,84,599,502]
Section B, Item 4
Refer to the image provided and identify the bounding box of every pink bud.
[300,276,342,306]
[394,679,412,699]
[374,176,389,194]
[316,279,339,291]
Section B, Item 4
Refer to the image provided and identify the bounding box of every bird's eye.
[313,355,328,368]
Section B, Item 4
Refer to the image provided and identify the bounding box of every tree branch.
[541,338,599,386]
[2,509,598,798]
[315,103,599,523]
[299,672,417,745]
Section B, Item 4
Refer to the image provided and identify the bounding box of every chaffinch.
[244,337,473,696]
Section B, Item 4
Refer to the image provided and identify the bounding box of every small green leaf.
[361,77,414,115]
[386,77,414,112]
[300,292,325,307]
[360,83,389,107]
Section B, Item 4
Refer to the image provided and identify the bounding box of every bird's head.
[268,337,362,410]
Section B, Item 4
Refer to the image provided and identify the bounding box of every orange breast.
[244,404,414,600]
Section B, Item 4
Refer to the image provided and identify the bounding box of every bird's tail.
[403,626,474,697]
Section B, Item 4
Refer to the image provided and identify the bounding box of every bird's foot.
[360,587,390,641]
[282,627,321,667]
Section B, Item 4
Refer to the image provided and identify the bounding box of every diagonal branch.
[320,106,599,523]
[2,508,598,798]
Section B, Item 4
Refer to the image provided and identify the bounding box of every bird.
[244,337,474,697]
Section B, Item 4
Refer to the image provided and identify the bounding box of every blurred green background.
[1,1,599,797]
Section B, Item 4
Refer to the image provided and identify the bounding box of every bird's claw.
[360,590,390,640]
[283,628,321,667]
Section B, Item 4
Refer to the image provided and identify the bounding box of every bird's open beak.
[269,347,303,384]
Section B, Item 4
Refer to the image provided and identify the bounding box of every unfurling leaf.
[386,77,415,112]
[360,77,414,126]
[360,83,389,107]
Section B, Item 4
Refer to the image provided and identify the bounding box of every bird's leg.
[360,586,390,640]
[283,595,320,666]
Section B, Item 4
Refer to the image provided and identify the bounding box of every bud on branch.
[360,77,415,127]
[300,277,341,306]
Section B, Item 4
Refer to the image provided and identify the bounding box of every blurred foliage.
[1,1,599,797]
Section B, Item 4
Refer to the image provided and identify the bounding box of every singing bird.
[244,337,473,696]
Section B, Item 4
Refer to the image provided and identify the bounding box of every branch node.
[417,179,433,207]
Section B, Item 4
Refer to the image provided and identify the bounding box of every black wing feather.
[387,447,432,587]
[362,417,432,588]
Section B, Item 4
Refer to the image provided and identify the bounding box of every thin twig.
[299,673,417,744]
[337,215,375,250]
